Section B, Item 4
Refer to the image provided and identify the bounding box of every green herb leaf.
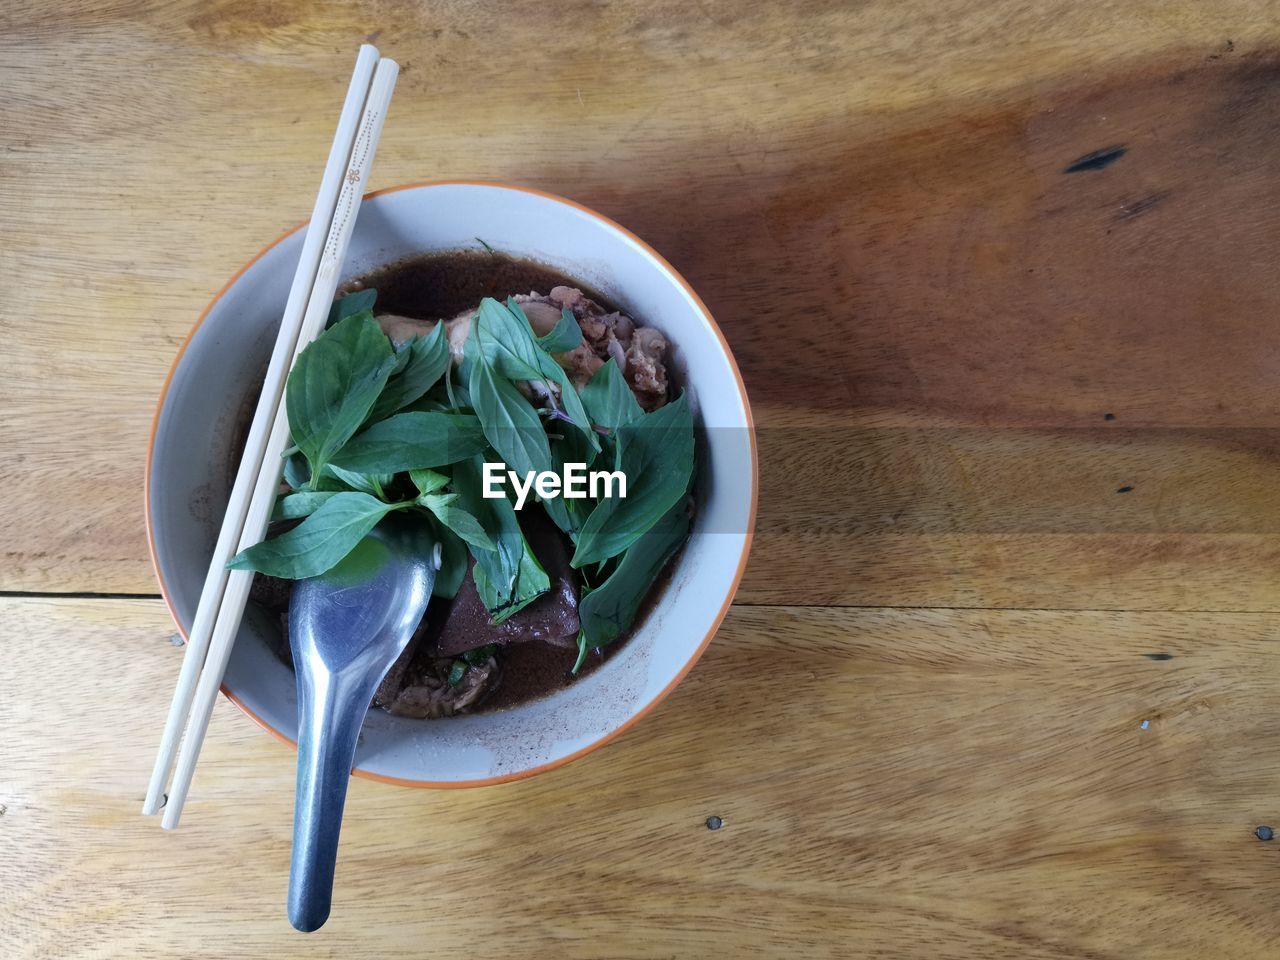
[581,358,642,432]
[227,492,406,579]
[366,322,450,424]
[572,633,591,674]
[324,464,391,498]
[286,312,397,483]
[474,298,545,380]
[576,497,690,660]
[546,368,598,455]
[388,344,412,376]
[417,492,495,552]
[283,451,347,492]
[329,411,487,474]
[452,456,550,621]
[571,391,693,567]
[472,550,548,623]
[551,428,599,534]
[431,519,467,599]
[283,451,311,490]
[327,289,376,328]
[447,660,467,686]
[536,306,583,353]
[467,352,573,533]
[475,298,597,453]
[442,367,469,412]
[409,468,449,496]
[271,490,340,521]
[461,643,500,664]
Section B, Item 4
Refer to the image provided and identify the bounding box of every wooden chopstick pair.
[143,45,400,829]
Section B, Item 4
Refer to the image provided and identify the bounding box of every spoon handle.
[287,667,376,932]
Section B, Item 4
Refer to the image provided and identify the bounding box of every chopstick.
[160,56,400,830]
[141,44,380,820]
[144,48,399,827]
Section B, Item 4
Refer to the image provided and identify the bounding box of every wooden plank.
[6,3,1280,603]
[3,596,1280,958]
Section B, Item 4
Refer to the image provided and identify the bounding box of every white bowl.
[147,181,756,787]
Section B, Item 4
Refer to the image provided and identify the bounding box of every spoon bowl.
[286,518,438,932]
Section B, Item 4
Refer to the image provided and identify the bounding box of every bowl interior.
[149,182,754,784]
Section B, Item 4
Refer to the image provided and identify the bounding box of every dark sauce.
[348,248,613,322]
[249,249,680,718]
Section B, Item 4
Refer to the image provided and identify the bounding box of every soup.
[244,249,692,718]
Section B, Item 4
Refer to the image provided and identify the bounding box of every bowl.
[146,181,756,786]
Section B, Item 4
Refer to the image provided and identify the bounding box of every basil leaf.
[551,427,598,534]
[473,298,544,380]
[467,353,572,533]
[472,550,548,624]
[462,643,500,664]
[388,343,412,376]
[324,464,391,498]
[572,634,592,673]
[418,493,495,552]
[285,453,346,492]
[366,322,450,424]
[538,352,600,455]
[452,456,549,621]
[581,358,642,431]
[409,468,449,496]
[571,391,693,568]
[329,412,487,473]
[286,313,397,482]
[577,497,690,653]
[271,490,339,521]
[227,492,405,579]
[431,519,467,599]
[536,306,583,353]
[473,295,598,455]
[452,457,521,591]
[442,366,470,412]
[327,289,376,328]
[283,451,311,490]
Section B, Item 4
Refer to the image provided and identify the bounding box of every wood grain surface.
[5,0,1280,956]
[5,597,1280,959]
[7,0,1280,608]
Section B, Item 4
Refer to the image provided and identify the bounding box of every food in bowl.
[233,249,696,720]
[149,180,755,786]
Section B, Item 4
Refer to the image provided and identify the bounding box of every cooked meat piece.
[610,311,634,343]
[527,287,668,408]
[432,507,580,656]
[377,310,473,367]
[376,312,434,348]
[559,341,605,390]
[381,289,666,409]
[443,310,473,364]
[625,326,669,410]
[384,655,498,719]
[512,298,562,336]
[607,338,627,370]
[545,286,634,352]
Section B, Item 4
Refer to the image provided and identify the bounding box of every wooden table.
[5,1,1280,956]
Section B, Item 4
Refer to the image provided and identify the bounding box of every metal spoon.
[286,518,437,932]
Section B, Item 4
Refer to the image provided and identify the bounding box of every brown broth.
[346,249,613,322]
